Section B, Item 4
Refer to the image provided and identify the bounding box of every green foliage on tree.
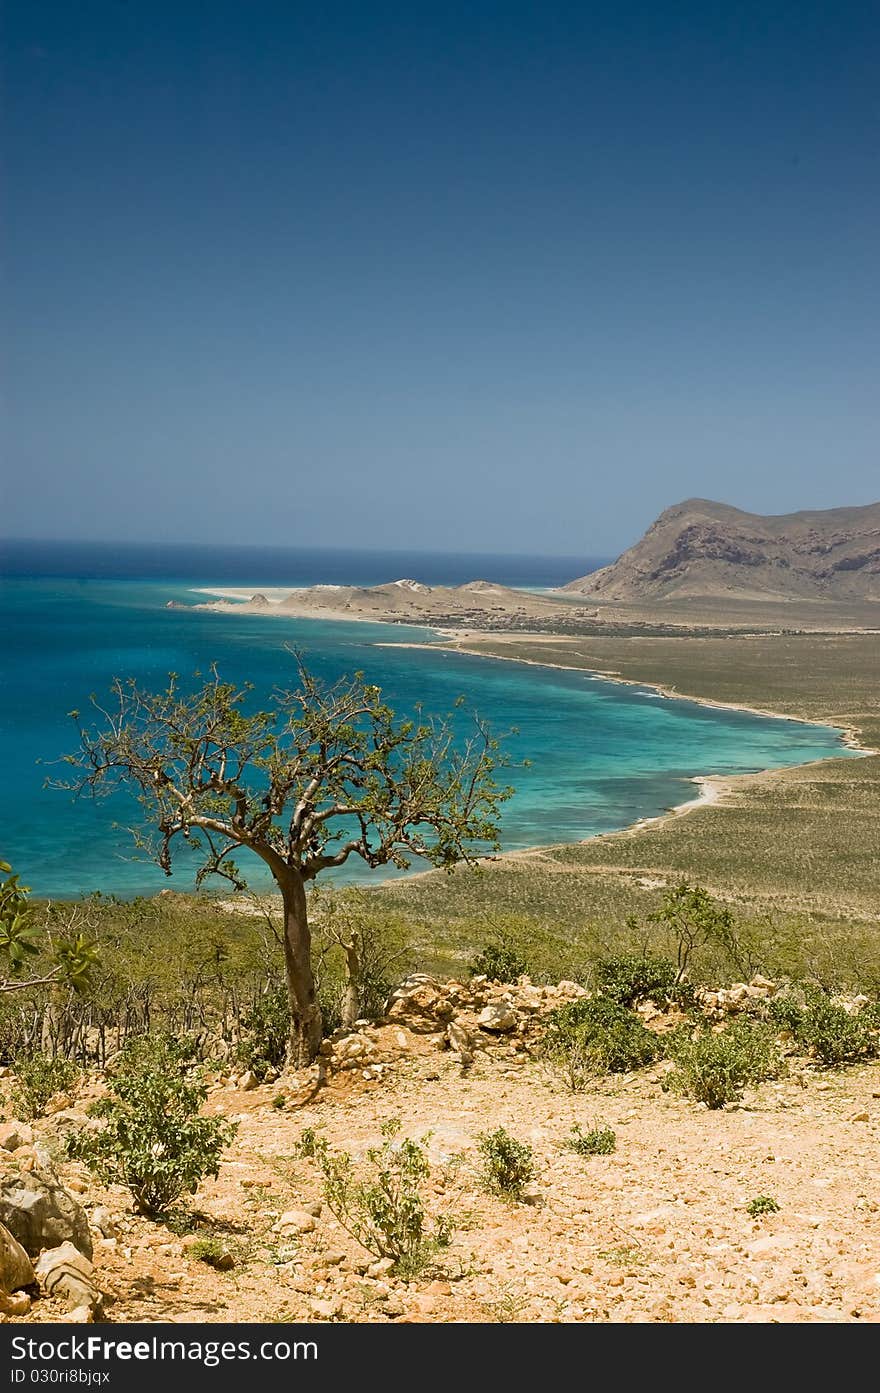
[651,881,745,983]
[469,936,528,983]
[10,1052,82,1120]
[234,986,289,1081]
[56,658,512,1065]
[0,860,98,997]
[592,951,683,1007]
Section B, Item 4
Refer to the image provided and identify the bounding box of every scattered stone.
[0,1123,33,1153]
[274,1209,317,1235]
[850,1111,870,1123]
[477,1004,518,1033]
[238,1070,259,1091]
[0,1221,35,1293]
[0,1160,93,1259]
[88,1206,118,1239]
[35,1242,104,1315]
[0,1290,31,1316]
[386,980,455,1032]
[335,1033,374,1062]
[310,1297,342,1320]
[446,1020,475,1068]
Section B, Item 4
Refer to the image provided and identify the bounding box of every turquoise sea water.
[0,561,856,899]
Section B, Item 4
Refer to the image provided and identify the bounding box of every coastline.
[187,605,873,887]
[373,632,874,757]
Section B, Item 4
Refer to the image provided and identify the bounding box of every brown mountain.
[563,498,880,602]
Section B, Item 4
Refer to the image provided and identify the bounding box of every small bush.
[234,987,288,1081]
[746,1195,780,1218]
[296,1126,320,1159]
[469,938,527,983]
[664,1019,783,1109]
[188,1235,234,1269]
[565,1123,616,1156]
[541,996,660,1090]
[11,1052,81,1120]
[303,1119,453,1280]
[68,1033,238,1217]
[769,988,879,1067]
[476,1127,535,1200]
[593,953,681,1008]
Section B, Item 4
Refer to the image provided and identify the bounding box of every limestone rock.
[35,1242,103,1315]
[386,981,455,1032]
[274,1209,317,1235]
[238,1070,259,1091]
[477,1004,517,1033]
[0,1122,34,1153]
[0,1290,31,1315]
[335,1033,374,1062]
[88,1206,118,1239]
[0,1220,35,1293]
[447,1020,475,1068]
[0,1161,93,1259]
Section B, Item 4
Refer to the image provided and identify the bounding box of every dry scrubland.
[382,628,880,987]
[4,971,880,1325]
[3,609,880,1327]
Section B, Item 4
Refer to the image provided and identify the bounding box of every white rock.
[0,1122,34,1152]
[477,1005,517,1033]
[274,1209,317,1235]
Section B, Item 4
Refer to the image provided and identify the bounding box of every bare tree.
[56,658,512,1065]
[315,887,411,1030]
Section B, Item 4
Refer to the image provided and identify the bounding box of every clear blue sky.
[3,1,878,556]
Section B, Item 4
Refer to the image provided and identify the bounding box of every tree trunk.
[278,870,323,1066]
[340,934,361,1031]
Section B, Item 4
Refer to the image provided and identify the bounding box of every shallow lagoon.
[0,577,856,897]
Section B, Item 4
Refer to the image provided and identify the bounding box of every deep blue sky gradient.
[3,1,878,554]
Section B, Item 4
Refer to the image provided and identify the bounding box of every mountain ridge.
[563,498,880,602]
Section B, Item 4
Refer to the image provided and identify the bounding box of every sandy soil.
[18,1023,880,1326]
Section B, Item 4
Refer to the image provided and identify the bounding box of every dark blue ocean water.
[0,541,855,899]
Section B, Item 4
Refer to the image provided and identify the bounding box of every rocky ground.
[2,974,879,1325]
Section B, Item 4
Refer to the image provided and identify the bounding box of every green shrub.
[769,988,879,1066]
[188,1235,234,1269]
[11,1052,81,1120]
[69,1033,238,1217]
[746,1195,780,1218]
[593,953,681,1007]
[296,1126,320,1159]
[303,1119,453,1280]
[565,1122,616,1156]
[664,1019,783,1109]
[234,987,289,1081]
[476,1127,535,1200]
[469,938,527,983]
[541,996,660,1089]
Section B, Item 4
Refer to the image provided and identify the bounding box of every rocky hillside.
[563,499,880,602]
[2,971,879,1325]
